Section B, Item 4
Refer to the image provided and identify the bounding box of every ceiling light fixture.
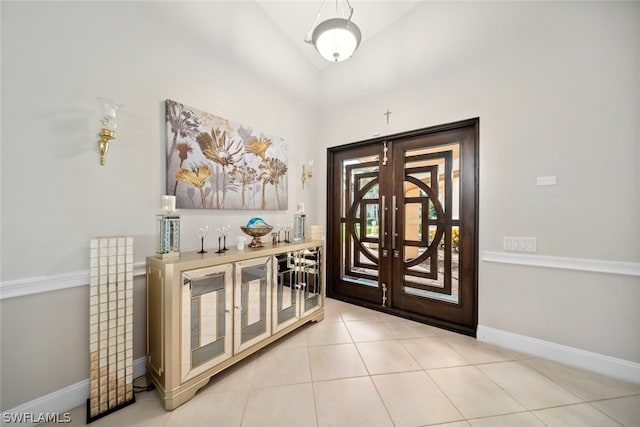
[304,0,362,63]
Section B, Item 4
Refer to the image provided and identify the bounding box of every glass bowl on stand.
[239,225,274,248]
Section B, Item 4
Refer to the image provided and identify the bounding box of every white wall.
[0,1,320,410]
[316,1,640,362]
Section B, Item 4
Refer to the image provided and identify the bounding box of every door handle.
[391,195,397,250]
[380,196,385,250]
[381,283,387,307]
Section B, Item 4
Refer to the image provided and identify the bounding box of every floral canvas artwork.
[166,99,288,210]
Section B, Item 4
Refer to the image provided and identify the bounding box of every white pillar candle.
[162,195,176,212]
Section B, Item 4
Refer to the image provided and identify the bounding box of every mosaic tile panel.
[88,236,134,421]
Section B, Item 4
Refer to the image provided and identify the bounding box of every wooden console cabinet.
[146,241,324,410]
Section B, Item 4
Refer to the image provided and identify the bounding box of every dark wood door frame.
[326,118,479,337]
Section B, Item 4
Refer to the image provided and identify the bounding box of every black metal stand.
[86,395,135,424]
[197,237,207,254]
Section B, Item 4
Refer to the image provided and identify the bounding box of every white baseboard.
[477,325,640,385]
[1,357,147,427]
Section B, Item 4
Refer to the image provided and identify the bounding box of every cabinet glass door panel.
[234,257,272,353]
[273,252,300,332]
[181,264,232,381]
[299,247,323,316]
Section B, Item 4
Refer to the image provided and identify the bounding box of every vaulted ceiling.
[255,1,422,69]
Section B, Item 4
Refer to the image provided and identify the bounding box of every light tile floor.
[45,298,640,426]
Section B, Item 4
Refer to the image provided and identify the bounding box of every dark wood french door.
[327,119,478,335]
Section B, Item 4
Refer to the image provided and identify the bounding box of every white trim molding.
[481,251,640,277]
[0,357,147,427]
[5,253,636,301]
[478,325,640,385]
[0,262,146,300]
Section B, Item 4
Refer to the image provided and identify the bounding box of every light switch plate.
[504,236,537,252]
[536,176,557,186]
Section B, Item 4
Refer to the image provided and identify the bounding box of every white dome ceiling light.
[304,0,362,63]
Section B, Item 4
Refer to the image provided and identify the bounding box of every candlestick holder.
[284,223,292,243]
[215,227,224,254]
[156,213,180,259]
[197,225,208,254]
[222,225,229,251]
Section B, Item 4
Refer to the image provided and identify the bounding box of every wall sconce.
[97,97,122,166]
[301,160,314,189]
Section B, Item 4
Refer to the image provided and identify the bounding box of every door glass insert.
[340,156,380,288]
[402,143,460,304]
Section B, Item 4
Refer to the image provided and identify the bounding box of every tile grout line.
[367,372,399,427]
[236,353,258,427]
[337,305,398,426]
[520,358,622,403]
[472,361,534,416]
[575,401,627,427]
[423,368,468,424]
[300,333,321,427]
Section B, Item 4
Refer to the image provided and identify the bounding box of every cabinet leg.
[161,376,211,410]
